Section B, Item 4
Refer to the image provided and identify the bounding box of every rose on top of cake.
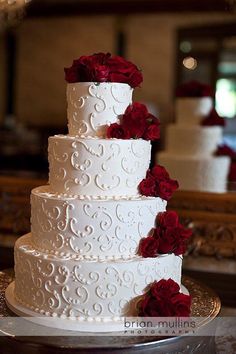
[176,80,214,98]
[175,81,214,122]
[64,52,143,88]
[65,54,191,318]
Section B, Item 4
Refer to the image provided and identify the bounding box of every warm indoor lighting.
[0,0,30,11]
[180,41,192,53]
[182,56,198,70]
[0,0,31,27]
[216,79,236,118]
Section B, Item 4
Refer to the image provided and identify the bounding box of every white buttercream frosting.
[31,186,166,258]
[166,125,222,156]
[67,82,133,137]
[175,97,213,125]
[10,80,184,328]
[48,135,151,197]
[14,234,182,319]
[158,152,230,193]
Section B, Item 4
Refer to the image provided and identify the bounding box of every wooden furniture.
[168,190,236,306]
[169,190,236,259]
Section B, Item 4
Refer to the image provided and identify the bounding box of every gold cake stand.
[0,269,221,354]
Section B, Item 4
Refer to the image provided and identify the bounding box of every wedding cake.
[6,54,191,332]
[158,81,230,193]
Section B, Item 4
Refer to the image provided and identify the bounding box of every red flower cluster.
[215,144,236,159]
[138,210,192,257]
[176,80,214,97]
[138,279,191,317]
[138,165,179,200]
[201,108,225,127]
[107,102,160,141]
[215,144,236,182]
[229,162,236,182]
[64,53,143,88]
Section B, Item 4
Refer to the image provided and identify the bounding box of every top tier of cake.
[67,82,133,137]
[175,97,213,126]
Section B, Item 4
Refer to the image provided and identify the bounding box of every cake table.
[0,269,220,354]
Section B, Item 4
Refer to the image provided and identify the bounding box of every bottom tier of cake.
[13,234,182,320]
[158,153,230,193]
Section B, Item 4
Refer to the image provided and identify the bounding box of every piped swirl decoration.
[10,53,188,326]
[31,186,166,258]
[48,136,151,197]
[67,82,133,137]
[14,234,182,318]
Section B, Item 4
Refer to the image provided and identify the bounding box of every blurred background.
[1,0,236,177]
[0,0,236,307]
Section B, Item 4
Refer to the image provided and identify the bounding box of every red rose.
[89,64,109,82]
[143,124,160,141]
[139,177,156,196]
[171,293,191,316]
[201,108,225,127]
[159,225,192,255]
[105,102,160,141]
[138,295,167,317]
[138,236,159,258]
[107,123,130,139]
[148,165,170,180]
[64,53,143,88]
[229,162,236,181]
[152,226,162,239]
[158,211,179,228]
[176,80,214,97]
[64,66,78,83]
[122,102,149,138]
[157,179,179,201]
[128,69,143,88]
[150,278,180,299]
[108,55,143,88]
[159,227,179,254]
[139,165,179,200]
[138,279,191,317]
[215,144,236,159]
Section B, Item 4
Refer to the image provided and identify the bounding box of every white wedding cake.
[6,55,189,332]
[158,95,230,193]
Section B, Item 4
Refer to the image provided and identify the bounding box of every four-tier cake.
[5,54,191,332]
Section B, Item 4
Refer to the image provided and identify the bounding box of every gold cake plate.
[0,269,220,353]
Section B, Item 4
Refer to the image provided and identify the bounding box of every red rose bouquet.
[138,210,192,257]
[176,80,214,97]
[201,108,225,127]
[138,165,179,200]
[215,144,236,182]
[215,144,236,159]
[107,102,160,141]
[64,52,143,88]
[229,162,236,182]
[138,278,191,317]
